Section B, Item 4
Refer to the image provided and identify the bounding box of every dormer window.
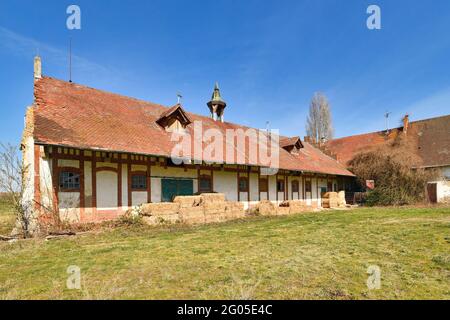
[156,104,192,133]
[280,136,303,154]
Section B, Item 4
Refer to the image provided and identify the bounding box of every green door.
[161,179,193,202]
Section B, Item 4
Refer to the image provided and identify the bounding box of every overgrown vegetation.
[1,197,449,300]
[349,134,437,206]
[0,143,33,237]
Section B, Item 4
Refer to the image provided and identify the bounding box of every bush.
[349,135,436,206]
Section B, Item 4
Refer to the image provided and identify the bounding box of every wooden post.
[147,162,152,203]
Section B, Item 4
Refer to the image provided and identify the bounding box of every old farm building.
[325,115,450,203]
[22,57,354,224]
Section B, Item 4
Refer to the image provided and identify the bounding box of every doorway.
[161,179,194,202]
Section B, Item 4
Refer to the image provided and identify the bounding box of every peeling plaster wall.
[435,166,450,203]
[58,192,80,222]
[39,156,53,210]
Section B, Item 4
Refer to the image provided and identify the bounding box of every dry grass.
[0,199,449,300]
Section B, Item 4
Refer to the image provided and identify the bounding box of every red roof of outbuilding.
[32,76,354,176]
[325,115,450,168]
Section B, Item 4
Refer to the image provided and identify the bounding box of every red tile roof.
[32,76,354,176]
[325,115,450,168]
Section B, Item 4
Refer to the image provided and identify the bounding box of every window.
[327,181,333,192]
[239,177,249,192]
[259,178,268,192]
[277,179,285,192]
[199,175,212,193]
[131,174,147,190]
[59,171,80,191]
[292,180,299,193]
[305,180,312,193]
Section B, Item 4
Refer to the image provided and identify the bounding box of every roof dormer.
[156,104,192,133]
[280,136,303,154]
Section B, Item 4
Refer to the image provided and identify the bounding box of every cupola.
[207,82,226,122]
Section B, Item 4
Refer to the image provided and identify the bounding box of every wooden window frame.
[199,175,212,193]
[292,180,299,193]
[58,168,81,192]
[238,176,249,192]
[259,177,268,193]
[131,172,147,191]
[305,180,312,193]
[277,179,285,192]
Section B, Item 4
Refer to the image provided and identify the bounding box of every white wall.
[96,171,118,210]
[132,191,147,206]
[214,170,238,202]
[249,173,259,201]
[121,164,128,208]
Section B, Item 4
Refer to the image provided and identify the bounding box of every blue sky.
[0,0,449,145]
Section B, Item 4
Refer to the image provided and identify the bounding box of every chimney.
[402,114,409,135]
[34,56,42,81]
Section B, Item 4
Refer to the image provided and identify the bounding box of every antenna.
[69,37,72,83]
[384,111,392,133]
[177,92,182,104]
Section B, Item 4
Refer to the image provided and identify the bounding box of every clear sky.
[1,0,449,145]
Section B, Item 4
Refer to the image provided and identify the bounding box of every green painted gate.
[161,179,194,202]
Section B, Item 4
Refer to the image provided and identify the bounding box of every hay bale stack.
[142,214,180,225]
[140,203,180,216]
[322,192,339,208]
[200,193,226,203]
[173,195,202,208]
[225,202,245,219]
[337,191,346,207]
[258,200,277,216]
[288,200,307,214]
[276,206,290,216]
[179,207,205,224]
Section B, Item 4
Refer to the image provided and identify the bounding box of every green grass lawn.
[0,197,15,236]
[0,200,449,300]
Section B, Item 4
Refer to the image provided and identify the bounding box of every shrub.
[349,134,436,206]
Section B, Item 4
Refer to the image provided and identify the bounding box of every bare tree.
[0,143,34,237]
[306,92,334,143]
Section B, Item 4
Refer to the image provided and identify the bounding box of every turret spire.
[207,82,227,122]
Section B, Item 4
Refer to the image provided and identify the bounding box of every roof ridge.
[331,114,450,142]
